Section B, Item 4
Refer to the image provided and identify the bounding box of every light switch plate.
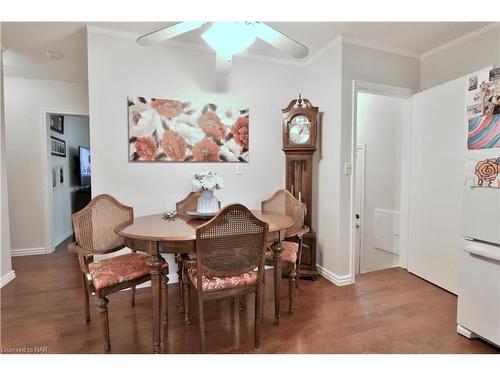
[344,162,352,175]
[235,164,243,175]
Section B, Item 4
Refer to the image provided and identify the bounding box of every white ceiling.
[1,21,495,83]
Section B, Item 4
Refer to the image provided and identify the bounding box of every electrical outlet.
[344,162,352,175]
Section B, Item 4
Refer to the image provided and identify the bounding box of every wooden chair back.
[176,192,201,216]
[195,204,269,278]
[72,194,133,254]
[261,189,306,238]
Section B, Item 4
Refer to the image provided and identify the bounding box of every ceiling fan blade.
[137,22,207,46]
[255,23,308,59]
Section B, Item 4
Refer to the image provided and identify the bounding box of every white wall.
[356,92,403,272]
[340,44,420,280]
[1,26,15,286]
[301,40,419,284]
[421,26,500,90]
[50,115,89,246]
[4,77,88,255]
[303,42,344,283]
[87,31,304,274]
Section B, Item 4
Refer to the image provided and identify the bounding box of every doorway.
[351,81,415,277]
[46,113,90,252]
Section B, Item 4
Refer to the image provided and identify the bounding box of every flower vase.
[197,190,218,214]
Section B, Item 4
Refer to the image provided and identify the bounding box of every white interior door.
[408,76,468,294]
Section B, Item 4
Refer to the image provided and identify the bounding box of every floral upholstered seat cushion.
[265,241,298,264]
[89,252,151,290]
[187,267,257,291]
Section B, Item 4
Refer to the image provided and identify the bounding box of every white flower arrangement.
[192,171,224,192]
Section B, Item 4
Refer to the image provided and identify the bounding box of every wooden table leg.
[149,241,161,354]
[272,235,283,325]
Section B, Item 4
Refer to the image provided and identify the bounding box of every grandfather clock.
[282,95,319,280]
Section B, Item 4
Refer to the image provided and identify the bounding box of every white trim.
[304,35,343,65]
[0,270,16,288]
[350,81,415,282]
[355,80,418,98]
[354,144,366,274]
[316,264,353,286]
[421,22,500,59]
[456,324,478,339]
[398,97,413,270]
[87,25,304,68]
[85,23,500,69]
[11,247,47,257]
[87,25,212,54]
[342,35,420,60]
[86,25,418,69]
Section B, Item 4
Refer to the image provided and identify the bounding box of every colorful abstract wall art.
[466,67,500,150]
[473,157,500,189]
[467,114,500,150]
[128,97,249,162]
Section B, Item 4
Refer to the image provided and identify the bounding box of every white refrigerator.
[457,68,500,347]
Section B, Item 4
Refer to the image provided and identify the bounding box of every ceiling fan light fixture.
[201,22,257,61]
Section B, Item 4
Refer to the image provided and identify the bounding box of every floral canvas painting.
[128,97,249,162]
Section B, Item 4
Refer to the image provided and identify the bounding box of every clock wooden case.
[282,95,319,280]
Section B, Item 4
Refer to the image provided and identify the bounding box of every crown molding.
[87,25,427,69]
[92,23,500,70]
[87,25,212,53]
[341,35,420,60]
[421,22,500,60]
[87,25,306,68]
[303,35,343,65]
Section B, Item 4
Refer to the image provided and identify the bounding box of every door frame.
[350,80,415,281]
[354,144,366,274]
[42,109,89,254]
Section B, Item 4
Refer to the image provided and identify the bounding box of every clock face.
[289,115,311,145]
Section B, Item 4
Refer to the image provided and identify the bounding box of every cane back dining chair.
[261,189,308,313]
[182,204,269,353]
[68,194,168,352]
[175,192,222,311]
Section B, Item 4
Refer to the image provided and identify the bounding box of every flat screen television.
[79,146,91,186]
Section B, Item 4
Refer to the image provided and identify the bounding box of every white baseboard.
[11,247,47,257]
[0,270,16,288]
[316,264,353,286]
[457,324,478,339]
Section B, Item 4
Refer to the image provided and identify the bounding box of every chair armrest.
[295,226,310,239]
[67,242,94,256]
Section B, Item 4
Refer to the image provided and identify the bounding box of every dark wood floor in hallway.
[1,249,498,354]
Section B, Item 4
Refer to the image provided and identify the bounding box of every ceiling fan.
[136,22,309,74]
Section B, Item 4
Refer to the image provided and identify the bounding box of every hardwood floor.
[1,249,498,354]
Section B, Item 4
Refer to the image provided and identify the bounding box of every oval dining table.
[115,210,294,353]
